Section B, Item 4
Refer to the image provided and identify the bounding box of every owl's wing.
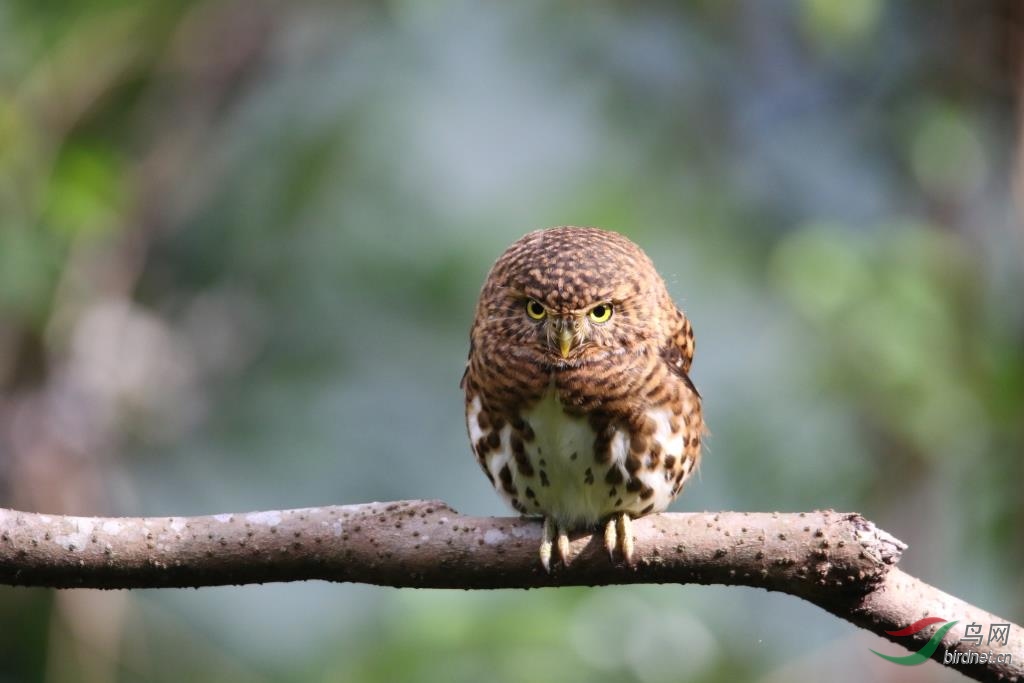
[459,339,474,390]
[661,313,699,397]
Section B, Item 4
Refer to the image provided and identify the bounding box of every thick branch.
[0,501,1019,682]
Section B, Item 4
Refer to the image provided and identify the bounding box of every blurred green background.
[1,1,1022,681]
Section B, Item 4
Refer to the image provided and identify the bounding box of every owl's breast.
[516,382,629,526]
[523,380,602,473]
[468,373,698,528]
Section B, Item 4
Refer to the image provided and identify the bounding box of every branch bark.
[0,501,1019,682]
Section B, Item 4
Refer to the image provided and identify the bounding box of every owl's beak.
[558,328,573,358]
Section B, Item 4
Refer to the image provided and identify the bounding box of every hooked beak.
[558,328,573,359]
[553,316,581,359]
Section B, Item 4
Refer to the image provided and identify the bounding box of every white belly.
[469,385,691,529]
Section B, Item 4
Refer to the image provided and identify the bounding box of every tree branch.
[0,501,1019,682]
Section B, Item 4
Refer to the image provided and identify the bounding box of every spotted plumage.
[462,226,704,569]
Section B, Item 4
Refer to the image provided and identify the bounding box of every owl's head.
[476,226,675,364]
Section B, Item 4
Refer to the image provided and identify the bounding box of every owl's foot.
[603,513,635,565]
[539,517,571,572]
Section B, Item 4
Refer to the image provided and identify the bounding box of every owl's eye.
[588,303,613,323]
[525,299,547,320]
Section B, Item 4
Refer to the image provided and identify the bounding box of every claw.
[618,513,634,566]
[539,518,572,571]
[540,517,555,572]
[603,517,617,561]
[556,523,570,567]
[603,513,635,565]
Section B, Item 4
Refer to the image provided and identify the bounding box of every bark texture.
[0,501,1019,682]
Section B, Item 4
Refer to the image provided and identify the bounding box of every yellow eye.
[525,299,547,320]
[588,303,613,323]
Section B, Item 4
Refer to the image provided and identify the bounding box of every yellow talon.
[540,518,572,571]
[540,517,555,572]
[604,517,618,561]
[603,513,635,565]
[618,513,634,566]
[556,524,570,566]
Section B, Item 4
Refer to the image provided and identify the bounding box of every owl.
[461,227,704,570]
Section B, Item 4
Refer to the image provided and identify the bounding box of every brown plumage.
[462,227,704,569]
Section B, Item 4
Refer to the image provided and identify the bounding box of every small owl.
[462,227,704,570]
